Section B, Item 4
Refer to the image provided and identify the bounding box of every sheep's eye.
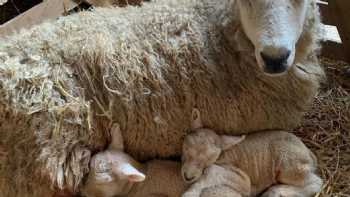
[291,0,305,7]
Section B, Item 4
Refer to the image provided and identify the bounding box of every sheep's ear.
[117,163,146,182]
[220,135,245,150]
[221,7,252,53]
[232,29,252,52]
[191,108,203,129]
[109,123,124,150]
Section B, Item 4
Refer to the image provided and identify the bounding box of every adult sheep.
[0,0,323,196]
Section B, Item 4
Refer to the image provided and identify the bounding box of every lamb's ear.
[95,173,114,183]
[117,163,146,182]
[220,135,245,150]
[191,108,203,129]
[109,123,124,150]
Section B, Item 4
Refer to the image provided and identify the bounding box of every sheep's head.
[82,124,145,197]
[181,109,245,183]
[236,0,312,75]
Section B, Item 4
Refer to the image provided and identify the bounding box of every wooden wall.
[0,0,78,36]
[320,0,350,62]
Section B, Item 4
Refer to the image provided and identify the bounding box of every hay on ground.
[295,58,350,196]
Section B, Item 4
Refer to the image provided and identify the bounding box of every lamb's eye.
[208,150,219,159]
[240,0,253,8]
[95,160,111,173]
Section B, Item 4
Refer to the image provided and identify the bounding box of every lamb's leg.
[182,165,250,197]
[200,185,242,197]
[182,165,226,197]
[261,172,322,197]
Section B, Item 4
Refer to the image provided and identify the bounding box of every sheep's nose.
[260,48,291,74]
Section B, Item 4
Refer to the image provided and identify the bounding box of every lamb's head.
[82,124,145,197]
[181,129,245,183]
[181,109,245,183]
[235,0,315,75]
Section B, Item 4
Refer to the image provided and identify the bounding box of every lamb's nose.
[183,172,195,182]
[260,48,291,74]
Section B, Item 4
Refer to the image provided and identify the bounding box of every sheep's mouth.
[295,64,309,74]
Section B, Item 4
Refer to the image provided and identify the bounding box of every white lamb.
[82,122,250,197]
[181,109,323,197]
[81,123,187,197]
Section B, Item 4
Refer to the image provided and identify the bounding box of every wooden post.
[328,0,350,63]
[0,0,79,36]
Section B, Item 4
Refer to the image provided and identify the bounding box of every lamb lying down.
[82,123,245,197]
[82,124,237,197]
[181,109,323,197]
[81,123,187,197]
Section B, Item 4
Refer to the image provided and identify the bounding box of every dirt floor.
[1,1,350,196]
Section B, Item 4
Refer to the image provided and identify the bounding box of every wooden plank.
[0,0,79,36]
[328,0,350,63]
[322,24,342,43]
[321,23,346,61]
[0,0,8,6]
[318,0,336,25]
[321,41,348,62]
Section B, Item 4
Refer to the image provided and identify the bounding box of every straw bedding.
[0,0,325,196]
[295,58,350,196]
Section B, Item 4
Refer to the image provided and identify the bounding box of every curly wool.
[0,0,324,196]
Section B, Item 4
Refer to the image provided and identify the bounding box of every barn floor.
[294,58,350,196]
[1,1,350,196]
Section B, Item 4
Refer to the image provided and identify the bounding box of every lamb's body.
[182,129,322,197]
[129,160,186,197]
[0,0,323,195]
[82,125,186,197]
[217,131,318,195]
